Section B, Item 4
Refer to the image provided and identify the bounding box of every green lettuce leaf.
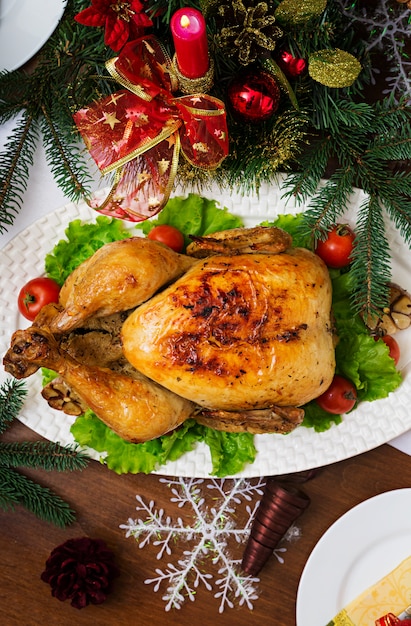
[202,428,257,477]
[331,272,402,401]
[302,402,342,432]
[71,413,205,475]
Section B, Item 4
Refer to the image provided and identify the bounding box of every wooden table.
[1,419,411,625]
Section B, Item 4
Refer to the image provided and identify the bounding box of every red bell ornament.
[277,50,307,78]
[227,69,280,123]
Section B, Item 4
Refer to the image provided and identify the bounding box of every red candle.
[170,8,209,79]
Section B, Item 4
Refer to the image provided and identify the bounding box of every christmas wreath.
[0,0,410,319]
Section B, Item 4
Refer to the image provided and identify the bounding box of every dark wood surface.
[1,419,411,625]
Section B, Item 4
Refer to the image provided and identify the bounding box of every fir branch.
[0,478,20,511]
[368,125,411,163]
[0,0,112,230]
[0,380,27,435]
[0,70,30,123]
[40,105,94,202]
[0,441,89,471]
[281,135,334,200]
[0,379,89,527]
[298,166,357,238]
[377,173,411,247]
[0,111,39,232]
[350,195,392,317]
[281,94,411,317]
[0,467,76,527]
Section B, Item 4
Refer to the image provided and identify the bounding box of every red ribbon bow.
[74,35,229,221]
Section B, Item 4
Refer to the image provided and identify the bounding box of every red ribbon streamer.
[375,614,411,625]
[74,35,229,221]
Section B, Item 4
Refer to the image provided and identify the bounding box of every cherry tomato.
[376,334,400,366]
[18,277,61,321]
[316,374,357,414]
[147,225,185,253]
[315,224,355,268]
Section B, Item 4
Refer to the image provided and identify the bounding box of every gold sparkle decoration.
[274,0,327,27]
[308,48,362,88]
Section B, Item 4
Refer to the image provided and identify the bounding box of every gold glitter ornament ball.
[275,0,327,26]
[308,48,362,88]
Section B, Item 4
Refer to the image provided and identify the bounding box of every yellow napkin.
[326,555,411,625]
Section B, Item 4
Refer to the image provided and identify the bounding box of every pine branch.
[0,70,31,123]
[281,135,334,200]
[0,380,27,435]
[350,195,392,317]
[298,166,357,238]
[0,111,39,233]
[0,467,76,527]
[0,379,89,527]
[40,105,94,202]
[377,173,411,247]
[0,441,89,471]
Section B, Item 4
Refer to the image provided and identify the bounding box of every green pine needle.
[0,441,89,471]
[0,467,76,527]
[350,195,392,317]
[0,112,39,233]
[0,379,27,435]
[0,379,89,527]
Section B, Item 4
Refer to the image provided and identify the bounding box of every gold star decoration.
[103,110,121,130]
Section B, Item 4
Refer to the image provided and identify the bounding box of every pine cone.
[41,537,120,609]
[216,1,283,65]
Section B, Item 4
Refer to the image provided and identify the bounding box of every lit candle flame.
[180,15,190,28]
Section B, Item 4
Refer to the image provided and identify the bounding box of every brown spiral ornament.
[241,476,312,576]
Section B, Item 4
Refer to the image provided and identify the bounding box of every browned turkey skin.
[3,227,335,441]
[122,247,335,410]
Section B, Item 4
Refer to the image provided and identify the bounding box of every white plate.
[1,180,411,477]
[0,0,67,72]
[296,489,411,625]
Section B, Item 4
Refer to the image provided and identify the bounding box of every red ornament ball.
[277,50,307,78]
[228,69,280,123]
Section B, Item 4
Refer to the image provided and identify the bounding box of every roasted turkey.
[3,226,336,442]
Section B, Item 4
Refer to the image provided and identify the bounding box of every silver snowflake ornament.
[120,477,292,612]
